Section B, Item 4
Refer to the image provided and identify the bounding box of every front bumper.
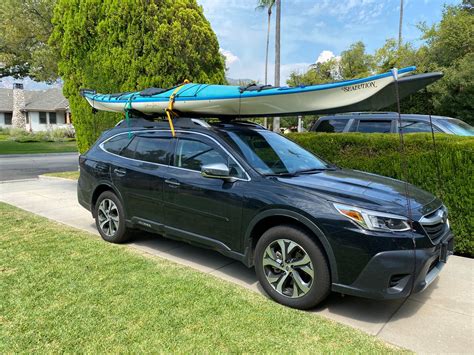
[332,232,454,300]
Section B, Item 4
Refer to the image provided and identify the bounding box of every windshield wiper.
[293,167,336,175]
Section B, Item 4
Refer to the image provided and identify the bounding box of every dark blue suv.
[78,118,453,309]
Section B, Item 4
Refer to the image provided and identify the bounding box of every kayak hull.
[83,67,418,117]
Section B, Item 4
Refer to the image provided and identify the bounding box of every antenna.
[391,68,417,296]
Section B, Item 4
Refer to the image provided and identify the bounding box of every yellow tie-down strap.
[166,79,190,137]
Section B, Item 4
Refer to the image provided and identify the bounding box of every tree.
[287,58,339,86]
[339,41,374,79]
[51,0,226,153]
[0,0,58,81]
[273,0,281,132]
[419,4,474,123]
[256,0,275,86]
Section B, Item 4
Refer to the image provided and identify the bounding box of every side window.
[400,121,440,133]
[315,119,347,133]
[356,120,392,133]
[174,138,244,178]
[134,136,172,165]
[103,134,132,155]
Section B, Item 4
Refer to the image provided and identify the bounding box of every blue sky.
[198,0,459,84]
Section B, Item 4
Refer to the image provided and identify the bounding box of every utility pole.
[398,0,404,50]
[273,0,281,132]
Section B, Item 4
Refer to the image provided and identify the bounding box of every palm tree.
[256,0,275,86]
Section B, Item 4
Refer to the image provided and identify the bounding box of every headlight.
[334,203,411,232]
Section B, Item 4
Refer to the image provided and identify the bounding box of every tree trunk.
[264,8,272,85]
[273,0,281,132]
[398,0,404,50]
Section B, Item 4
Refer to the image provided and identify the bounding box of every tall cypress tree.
[51,0,225,152]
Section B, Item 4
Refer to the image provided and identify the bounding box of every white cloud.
[316,50,335,63]
[219,48,240,66]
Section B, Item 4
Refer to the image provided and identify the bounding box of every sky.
[0,0,459,90]
[198,0,459,84]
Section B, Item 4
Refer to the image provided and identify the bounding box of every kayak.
[81,66,417,117]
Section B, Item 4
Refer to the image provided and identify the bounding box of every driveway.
[0,177,472,353]
[0,153,78,181]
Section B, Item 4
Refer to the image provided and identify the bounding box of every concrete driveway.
[0,177,472,353]
[0,153,78,181]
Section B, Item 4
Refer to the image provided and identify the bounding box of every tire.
[94,191,132,243]
[255,225,330,309]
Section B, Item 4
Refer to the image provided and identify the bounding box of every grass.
[0,202,401,353]
[42,170,80,180]
[0,140,77,154]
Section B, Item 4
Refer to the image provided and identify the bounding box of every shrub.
[287,132,474,257]
[8,128,75,143]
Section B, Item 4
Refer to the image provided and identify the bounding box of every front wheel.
[94,191,132,243]
[255,225,330,309]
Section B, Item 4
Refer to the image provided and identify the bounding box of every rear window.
[400,121,441,133]
[314,119,347,133]
[103,134,132,155]
[354,120,392,133]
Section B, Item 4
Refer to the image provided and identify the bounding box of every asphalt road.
[0,153,79,181]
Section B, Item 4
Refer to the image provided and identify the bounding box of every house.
[0,83,71,131]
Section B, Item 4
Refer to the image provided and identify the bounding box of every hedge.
[287,133,474,257]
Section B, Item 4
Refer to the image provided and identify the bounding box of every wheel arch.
[90,182,124,217]
[243,209,338,283]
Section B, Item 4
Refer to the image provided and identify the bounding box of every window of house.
[25,112,29,124]
[49,112,57,124]
[39,112,47,124]
[4,112,12,125]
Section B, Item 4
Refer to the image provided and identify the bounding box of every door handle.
[165,179,181,187]
[114,168,126,176]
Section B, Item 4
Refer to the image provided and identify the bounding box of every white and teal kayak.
[81,67,418,117]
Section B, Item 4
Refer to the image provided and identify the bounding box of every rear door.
[162,132,247,251]
[109,131,174,228]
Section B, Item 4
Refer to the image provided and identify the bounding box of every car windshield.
[222,129,330,175]
[436,118,474,136]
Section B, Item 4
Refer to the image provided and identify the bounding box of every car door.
[162,132,247,251]
[109,131,174,228]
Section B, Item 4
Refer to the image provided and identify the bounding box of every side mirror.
[201,163,234,181]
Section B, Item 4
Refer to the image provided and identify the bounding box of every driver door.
[162,132,247,251]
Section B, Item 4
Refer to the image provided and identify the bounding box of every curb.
[38,175,78,182]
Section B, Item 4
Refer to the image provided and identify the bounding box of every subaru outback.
[78,118,453,309]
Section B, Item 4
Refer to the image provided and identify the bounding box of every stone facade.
[12,83,26,129]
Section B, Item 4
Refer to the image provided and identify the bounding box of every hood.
[277,168,440,218]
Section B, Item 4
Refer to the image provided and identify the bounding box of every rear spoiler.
[80,89,97,97]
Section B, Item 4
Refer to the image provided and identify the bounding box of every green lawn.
[0,203,401,353]
[42,170,80,180]
[0,140,77,154]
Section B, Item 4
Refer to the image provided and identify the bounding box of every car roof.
[318,112,454,121]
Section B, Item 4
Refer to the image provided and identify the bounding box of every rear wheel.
[95,191,132,243]
[255,225,330,309]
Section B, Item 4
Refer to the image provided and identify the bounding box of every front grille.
[419,206,448,244]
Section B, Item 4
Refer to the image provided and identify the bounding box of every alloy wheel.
[262,239,314,298]
[97,198,119,237]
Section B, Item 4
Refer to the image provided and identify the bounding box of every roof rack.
[115,117,211,130]
[332,111,397,116]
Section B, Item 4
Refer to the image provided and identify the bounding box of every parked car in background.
[309,112,474,136]
[78,118,453,309]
